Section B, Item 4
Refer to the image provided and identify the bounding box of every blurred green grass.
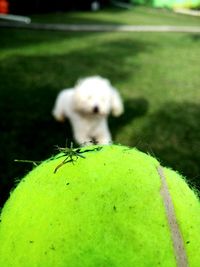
[0,6,200,206]
[31,6,200,26]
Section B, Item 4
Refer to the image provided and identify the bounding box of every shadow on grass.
[190,34,200,42]
[0,37,153,85]
[110,97,149,138]
[0,36,153,207]
[31,8,128,24]
[132,102,200,193]
[0,28,73,50]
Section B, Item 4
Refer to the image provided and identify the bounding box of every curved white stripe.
[157,166,188,267]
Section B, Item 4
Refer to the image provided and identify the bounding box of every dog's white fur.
[52,76,124,145]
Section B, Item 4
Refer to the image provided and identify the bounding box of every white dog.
[52,76,124,145]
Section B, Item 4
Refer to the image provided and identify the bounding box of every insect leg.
[54,156,69,173]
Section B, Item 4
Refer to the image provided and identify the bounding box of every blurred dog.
[52,76,124,145]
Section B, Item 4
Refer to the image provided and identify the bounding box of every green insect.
[54,142,85,173]
[14,142,102,174]
[54,142,102,173]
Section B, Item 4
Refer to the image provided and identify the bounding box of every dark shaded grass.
[133,102,200,191]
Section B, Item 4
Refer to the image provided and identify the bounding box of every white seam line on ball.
[157,165,188,267]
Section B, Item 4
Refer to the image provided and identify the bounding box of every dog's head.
[73,76,124,117]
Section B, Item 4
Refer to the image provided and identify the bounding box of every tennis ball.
[0,145,199,267]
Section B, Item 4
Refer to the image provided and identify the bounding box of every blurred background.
[0,0,200,207]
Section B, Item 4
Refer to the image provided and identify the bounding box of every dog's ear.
[75,77,85,88]
[110,88,124,117]
[52,93,65,122]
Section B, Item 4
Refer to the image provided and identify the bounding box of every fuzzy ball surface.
[0,145,200,267]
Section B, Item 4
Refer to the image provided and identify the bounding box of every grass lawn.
[0,6,200,206]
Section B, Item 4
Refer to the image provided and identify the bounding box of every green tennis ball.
[0,145,200,267]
